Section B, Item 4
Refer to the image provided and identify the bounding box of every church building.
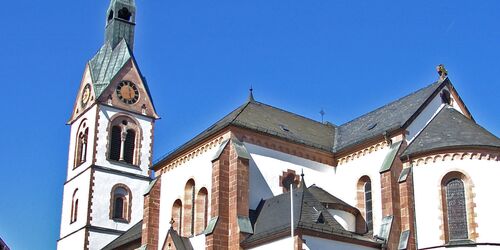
[58,1,500,250]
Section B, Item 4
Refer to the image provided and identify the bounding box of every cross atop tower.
[105,0,137,50]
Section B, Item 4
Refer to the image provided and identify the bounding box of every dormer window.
[108,10,114,21]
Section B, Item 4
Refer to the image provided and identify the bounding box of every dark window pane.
[365,181,373,231]
[124,129,136,164]
[114,197,124,219]
[446,179,468,240]
[110,126,121,161]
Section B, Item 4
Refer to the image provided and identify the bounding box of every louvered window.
[110,126,121,161]
[445,179,468,240]
[123,129,136,164]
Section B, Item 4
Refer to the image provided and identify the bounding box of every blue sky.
[0,1,499,249]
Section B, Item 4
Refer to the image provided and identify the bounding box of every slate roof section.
[402,106,500,157]
[88,40,131,98]
[307,185,354,209]
[243,180,377,246]
[155,99,336,167]
[101,220,142,250]
[335,81,444,152]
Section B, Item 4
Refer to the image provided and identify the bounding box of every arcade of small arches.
[170,179,209,237]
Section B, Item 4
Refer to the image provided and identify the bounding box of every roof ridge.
[252,100,336,128]
[340,81,441,127]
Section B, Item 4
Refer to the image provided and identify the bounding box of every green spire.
[105,0,136,50]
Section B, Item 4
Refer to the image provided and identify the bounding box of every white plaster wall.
[246,142,388,233]
[406,88,445,143]
[95,105,153,176]
[157,146,216,250]
[245,143,335,209]
[406,86,467,144]
[248,237,294,250]
[57,228,86,250]
[88,231,122,250]
[90,169,149,231]
[59,168,91,239]
[413,157,500,248]
[67,106,98,180]
[303,235,379,250]
[329,209,356,232]
[190,234,206,250]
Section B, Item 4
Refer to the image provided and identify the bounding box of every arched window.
[357,176,373,231]
[441,171,476,243]
[195,188,208,234]
[70,189,79,223]
[108,116,141,165]
[172,199,183,234]
[110,184,131,223]
[75,120,88,167]
[183,179,195,236]
[118,7,132,21]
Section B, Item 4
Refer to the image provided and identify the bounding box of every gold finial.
[436,64,448,81]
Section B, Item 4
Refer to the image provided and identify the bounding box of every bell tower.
[57,0,158,249]
[105,0,136,50]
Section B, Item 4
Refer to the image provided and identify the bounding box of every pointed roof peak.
[247,86,255,103]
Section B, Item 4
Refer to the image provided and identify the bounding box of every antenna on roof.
[319,109,325,123]
[248,85,255,102]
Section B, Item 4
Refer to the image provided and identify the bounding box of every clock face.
[116,81,139,104]
[81,84,91,106]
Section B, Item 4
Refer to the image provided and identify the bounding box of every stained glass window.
[445,178,468,240]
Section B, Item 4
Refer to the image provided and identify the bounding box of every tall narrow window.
[364,181,373,231]
[183,179,196,236]
[110,184,131,223]
[70,189,79,223]
[357,176,373,232]
[108,116,141,165]
[445,179,468,240]
[172,199,183,234]
[110,126,121,161]
[195,188,208,234]
[124,129,136,164]
[75,120,88,167]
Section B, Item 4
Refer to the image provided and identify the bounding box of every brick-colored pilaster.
[206,144,230,250]
[228,142,250,250]
[294,234,304,250]
[380,153,402,249]
[142,178,162,250]
[399,170,416,250]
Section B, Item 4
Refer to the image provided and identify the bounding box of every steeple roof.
[88,39,131,98]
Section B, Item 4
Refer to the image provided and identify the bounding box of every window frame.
[109,184,132,223]
[107,115,142,167]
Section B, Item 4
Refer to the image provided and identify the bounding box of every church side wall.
[412,156,500,248]
[157,146,217,250]
[95,105,153,176]
[335,146,389,236]
[90,169,149,231]
[59,168,92,240]
[67,106,98,180]
[87,230,123,250]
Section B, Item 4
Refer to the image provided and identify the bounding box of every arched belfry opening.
[108,10,114,22]
[118,7,132,21]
